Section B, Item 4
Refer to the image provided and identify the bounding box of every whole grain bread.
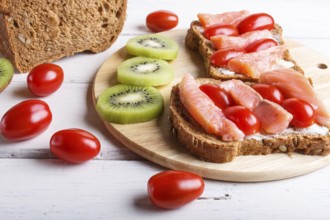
[169,78,330,163]
[0,0,127,72]
[185,21,304,82]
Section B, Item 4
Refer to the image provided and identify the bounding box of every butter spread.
[246,124,329,140]
[217,68,236,76]
[273,59,295,69]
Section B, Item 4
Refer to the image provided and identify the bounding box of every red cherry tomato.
[147,170,204,209]
[251,83,284,104]
[146,10,179,32]
[50,129,101,163]
[237,13,275,34]
[210,48,245,67]
[27,63,64,97]
[199,84,235,109]
[224,106,260,135]
[245,38,278,53]
[281,98,315,128]
[204,24,239,40]
[0,100,52,141]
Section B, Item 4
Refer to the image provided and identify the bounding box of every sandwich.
[169,70,330,163]
[185,10,304,82]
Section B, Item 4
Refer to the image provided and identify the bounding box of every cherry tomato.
[245,38,278,53]
[237,13,275,34]
[203,24,239,40]
[224,106,260,135]
[50,129,101,163]
[281,98,315,128]
[0,100,52,141]
[146,10,179,32]
[210,48,245,67]
[251,83,284,104]
[199,84,235,109]
[147,170,204,209]
[27,63,64,97]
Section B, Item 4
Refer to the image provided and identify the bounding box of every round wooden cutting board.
[92,29,330,182]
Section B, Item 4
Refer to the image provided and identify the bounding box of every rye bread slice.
[185,21,304,82]
[169,78,330,163]
[0,0,127,72]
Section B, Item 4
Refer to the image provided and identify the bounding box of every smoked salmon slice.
[260,68,330,125]
[210,30,273,50]
[253,100,293,133]
[179,74,245,141]
[218,79,292,133]
[198,10,249,28]
[220,80,262,110]
[227,45,285,78]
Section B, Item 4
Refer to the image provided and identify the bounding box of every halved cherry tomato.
[203,24,239,40]
[245,38,278,53]
[281,98,315,128]
[223,106,260,135]
[27,63,64,97]
[199,84,235,109]
[0,100,52,141]
[210,48,245,67]
[147,170,204,209]
[237,13,275,34]
[146,10,179,32]
[251,83,284,104]
[50,129,101,163]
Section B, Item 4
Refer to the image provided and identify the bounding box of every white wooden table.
[1,0,330,219]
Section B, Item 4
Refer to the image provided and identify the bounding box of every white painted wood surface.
[1,0,330,219]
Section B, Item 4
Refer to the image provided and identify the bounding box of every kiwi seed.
[137,37,166,48]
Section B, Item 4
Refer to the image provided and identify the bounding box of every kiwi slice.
[117,56,174,86]
[96,84,164,124]
[0,58,14,93]
[126,34,179,60]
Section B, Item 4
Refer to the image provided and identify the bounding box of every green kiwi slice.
[0,58,14,93]
[117,56,174,86]
[126,34,179,60]
[96,84,164,124]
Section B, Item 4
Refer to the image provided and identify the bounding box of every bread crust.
[185,21,304,82]
[169,78,330,163]
[0,0,127,72]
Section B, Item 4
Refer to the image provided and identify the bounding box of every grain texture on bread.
[169,78,330,163]
[185,21,304,82]
[0,0,127,72]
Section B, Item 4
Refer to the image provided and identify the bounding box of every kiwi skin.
[0,58,14,93]
[96,84,164,124]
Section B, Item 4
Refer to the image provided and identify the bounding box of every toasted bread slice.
[169,78,330,163]
[185,21,304,82]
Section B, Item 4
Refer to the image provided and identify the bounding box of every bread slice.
[185,21,304,82]
[0,0,127,72]
[169,78,330,163]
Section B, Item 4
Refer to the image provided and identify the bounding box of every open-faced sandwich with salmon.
[169,70,330,163]
[185,10,304,81]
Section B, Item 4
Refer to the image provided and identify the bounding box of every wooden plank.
[92,29,330,182]
[0,159,330,219]
[0,147,142,160]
